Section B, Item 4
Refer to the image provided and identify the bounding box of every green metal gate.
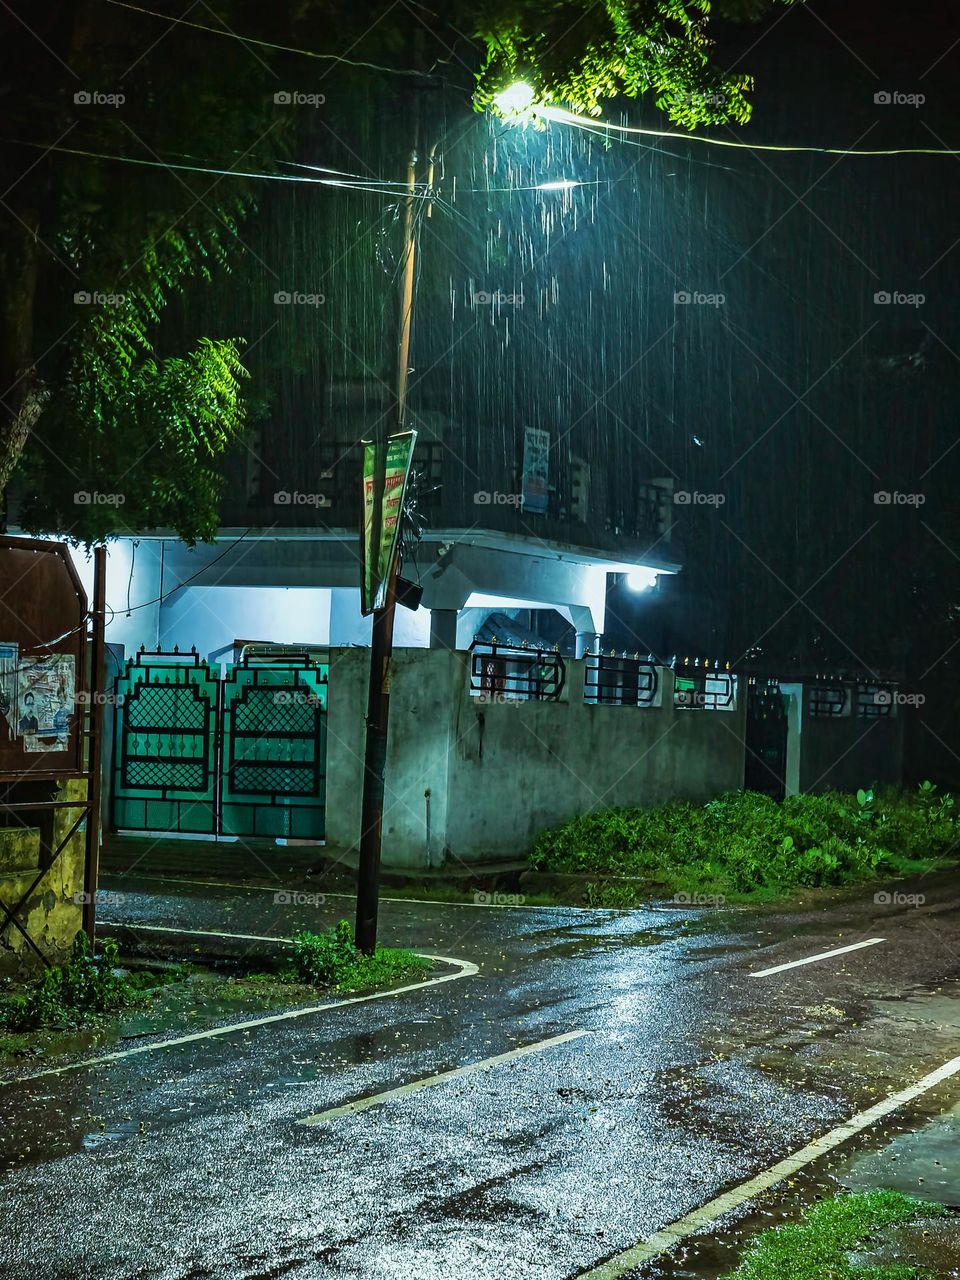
[221,656,327,838]
[112,650,219,834]
[111,649,327,839]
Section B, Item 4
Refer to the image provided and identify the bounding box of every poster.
[17,653,75,752]
[360,430,417,615]
[521,428,550,514]
[0,642,17,737]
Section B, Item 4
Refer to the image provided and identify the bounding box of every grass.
[0,925,429,1036]
[0,934,189,1033]
[530,783,959,902]
[720,1190,949,1280]
[279,919,430,992]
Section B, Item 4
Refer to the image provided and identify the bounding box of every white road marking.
[101,921,293,944]
[299,1029,591,1126]
[0,939,478,1087]
[750,937,885,977]
[578,1050,960,1279]
[99,871,587,911]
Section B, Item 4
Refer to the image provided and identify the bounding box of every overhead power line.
[9,139,434,199]
[103,0,442,81]
[540,106,960,157]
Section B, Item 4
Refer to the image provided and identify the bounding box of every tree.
[16,222,250,544]
[0,0,799,543]
[0,0,291,542]
[473,0,801,125]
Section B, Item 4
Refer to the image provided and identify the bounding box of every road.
[1,869,959,1279]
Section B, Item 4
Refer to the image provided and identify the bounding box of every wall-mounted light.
[625,568,659,593]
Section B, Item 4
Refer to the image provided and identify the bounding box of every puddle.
[852,1218,960,1275]
[635,1110,960,1279]
[840,1105,960,1207]
[0,969,362,1072]
[531,926,685,960]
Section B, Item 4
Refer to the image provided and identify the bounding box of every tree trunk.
[0,211,42,511]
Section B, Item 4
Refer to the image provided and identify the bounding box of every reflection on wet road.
[1,870,958,1279]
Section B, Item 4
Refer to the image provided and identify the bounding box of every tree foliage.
[18,216,250,544]
[0,0,288,543]
[474,0,802,125]
[0,0,799,544]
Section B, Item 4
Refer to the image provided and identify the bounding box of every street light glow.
[626,568,659,592]
[537,178,578,191]
[494,80,536,116]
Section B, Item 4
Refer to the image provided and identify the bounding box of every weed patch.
[281,920,429,993]
[531,783,957,900]
[720,1190,949,1280]
[0,934,184,1032]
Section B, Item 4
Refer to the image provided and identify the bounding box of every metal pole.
[395,146,418,429]
[355,144,419,956]
[354,569,398,953]
[82,543,107,946]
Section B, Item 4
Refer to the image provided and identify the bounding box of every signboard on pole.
[521,427,550,514]
[360,430,417,615]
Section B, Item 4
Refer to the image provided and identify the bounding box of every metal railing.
[808,684,848,717]
[584,654,660,706]
[674,671,737,711]
[856,683,895,719]
[469,643,565,703]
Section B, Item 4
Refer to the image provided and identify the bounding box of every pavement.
[1,866,959,1279]
[100,832,528,887]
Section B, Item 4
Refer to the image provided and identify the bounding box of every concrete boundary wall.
[796,690,905,794]
[324,648,747,867]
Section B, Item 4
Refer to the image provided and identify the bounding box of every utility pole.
[82,543,106,946]
[355,141,420,955]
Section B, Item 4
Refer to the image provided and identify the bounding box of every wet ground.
[1,866,959,1278]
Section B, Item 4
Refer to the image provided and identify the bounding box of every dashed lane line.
[299,1030,591,1125]
[750,937,885,977]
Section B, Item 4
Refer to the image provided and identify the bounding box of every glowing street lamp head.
[494,80,537,116]
[626,568,659,593]
[537,178,578,191]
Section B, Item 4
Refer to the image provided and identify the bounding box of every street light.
[626,568,659,592]
[537,178,578,191]
[494,80,537,116]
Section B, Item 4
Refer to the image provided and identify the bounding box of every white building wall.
[158,586,332,664]
[68,540,162,658]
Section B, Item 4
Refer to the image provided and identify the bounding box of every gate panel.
[220,658,327,838]
[744,677,788,800]
[112,651,219,834]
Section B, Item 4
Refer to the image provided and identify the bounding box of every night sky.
[4,0,959,774]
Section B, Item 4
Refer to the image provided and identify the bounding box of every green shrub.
[583,882,642,909]
[3,933,130,1031]
[284,919,359,986]
[282,920,429,993]
[531,782,957,900]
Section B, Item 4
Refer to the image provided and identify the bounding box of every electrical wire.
[9,139,437,199]
[281,159,427,187]
[114,529,255,614]
[1,528,258,669]
[538,105,960,157]
[103,0,445,81]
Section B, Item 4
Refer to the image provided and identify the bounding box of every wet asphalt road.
[2,870,959,1279]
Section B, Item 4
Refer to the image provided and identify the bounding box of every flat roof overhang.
[123,526,682,591]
